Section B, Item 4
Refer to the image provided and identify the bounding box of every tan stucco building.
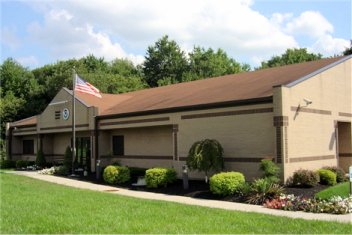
[6,56,352,181]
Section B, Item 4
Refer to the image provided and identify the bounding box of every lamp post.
[182,165,189,190]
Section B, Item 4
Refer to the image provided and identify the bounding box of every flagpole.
[72,68,76,176]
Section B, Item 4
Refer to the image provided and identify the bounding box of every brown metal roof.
[11,56,347,126]
[77,56,345,117]
[11,116,37,127]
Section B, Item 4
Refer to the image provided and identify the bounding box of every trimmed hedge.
[103,165,130,184]
[209,172,245,196]
[16,160,29,169]
[322,166,346,183]
[292,169,319,188]
[145,168,177,188]
[0,160,16,169]
[318,169,337,186]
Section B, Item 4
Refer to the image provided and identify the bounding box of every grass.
[0,173,351,234]
[315,182,351,199]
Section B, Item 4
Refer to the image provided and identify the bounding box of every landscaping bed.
[70,173,331,202]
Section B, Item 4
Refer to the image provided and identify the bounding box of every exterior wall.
[276,58,352,180]
[11,135,37,161]
[98,103,274,180]
[99,126,173,169]
[37,88,97,134]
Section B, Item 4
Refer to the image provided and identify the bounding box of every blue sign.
[62,108,70,120]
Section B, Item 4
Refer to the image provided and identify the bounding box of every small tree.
[35,148,46,168]
[63,146,72,172]
[186,139,224,183]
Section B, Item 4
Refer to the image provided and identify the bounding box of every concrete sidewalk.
[10,171,352,224]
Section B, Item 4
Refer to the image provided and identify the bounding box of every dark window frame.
[112,136,124,156]
[23,139,34,155]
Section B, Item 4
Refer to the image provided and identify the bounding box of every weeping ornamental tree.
[186,139,224,183]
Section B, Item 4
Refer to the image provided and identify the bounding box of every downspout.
[95,116,100,179]
[5,123,12,160]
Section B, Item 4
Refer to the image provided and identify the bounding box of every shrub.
[36,149,46,168]
[54,165,69,176]
[186,139,224,182]
[292,169,319,187]
[259,159,280,183]
[145,167,177,188]
[322,166,346,183]
[318,169,337,186]
[0,159,16,169]
[209,172,245,196]
[246,178,285,205]
[16,160,28,169]
[103,165,130,185]
[63,146,72,172]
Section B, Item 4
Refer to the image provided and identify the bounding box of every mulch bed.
[74,172,328,202]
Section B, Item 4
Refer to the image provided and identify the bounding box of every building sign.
[62,108,70,120]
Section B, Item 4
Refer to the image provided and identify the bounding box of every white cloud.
[24,0,349,66]
[309,35,350,55]
[27,9,143,65]
[26,0,299,65]
[1,27,21,50]
[16,56,39,66]
[285,11,333,38]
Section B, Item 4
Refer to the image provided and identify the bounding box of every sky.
[1,0,351,69]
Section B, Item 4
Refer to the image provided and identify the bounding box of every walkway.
[11,171,352,224]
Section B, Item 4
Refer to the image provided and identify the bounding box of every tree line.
[1,35,351,143]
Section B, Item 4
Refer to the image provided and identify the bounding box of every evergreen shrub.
[209,172,245,196]
[318,169,337,186]
[103,165,130,184]
[145,167,177,188]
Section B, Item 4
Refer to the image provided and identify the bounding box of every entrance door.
[75,137,91,172]
[337,122,352,172]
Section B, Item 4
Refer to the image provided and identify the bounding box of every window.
[112,136,124,156]
[23,139,34,154]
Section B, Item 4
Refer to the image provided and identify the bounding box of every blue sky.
[1,0,351,69]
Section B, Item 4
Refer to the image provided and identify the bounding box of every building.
[6,56,352,181]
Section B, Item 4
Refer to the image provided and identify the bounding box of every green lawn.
[0,173,351,234]
[315,182,351,199]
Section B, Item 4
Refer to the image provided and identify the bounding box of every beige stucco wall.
[37,88,96,134]
[99,126,173,168]
[278,58,352,180]
[98,103,274,180]
[11,135,37,161]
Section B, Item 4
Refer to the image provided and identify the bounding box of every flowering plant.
[38,167,55,175]
[264,194,351,214]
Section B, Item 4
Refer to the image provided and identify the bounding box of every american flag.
[75,75,102,98]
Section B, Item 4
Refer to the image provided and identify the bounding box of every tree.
[0,59,42,138]
[143,35,188,87]
[36,148,46,168]
[63,146,73,172]
[186,139,224,183]
[342,40,352,56]
[184,47,243,82]
[109,58,143,77]
[259,48,323,69]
